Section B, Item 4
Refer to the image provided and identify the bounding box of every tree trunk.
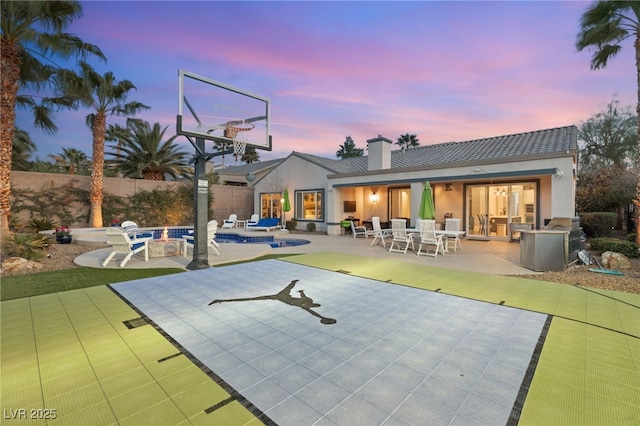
[635,34,640,245]
[0,38,22,242]
[89,112,106,227]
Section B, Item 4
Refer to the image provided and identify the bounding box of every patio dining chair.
[368,216,393,247]
[445,218,463,252]
[389,219,414,254]
[350,220,367,238]
[416,219,445,258]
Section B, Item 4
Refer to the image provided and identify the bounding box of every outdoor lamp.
[246,173,256,183]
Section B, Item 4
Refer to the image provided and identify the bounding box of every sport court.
[111,259,547,425]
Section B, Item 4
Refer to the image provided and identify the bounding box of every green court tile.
[38,354,92,383]
[44,382,107,418]
[537,348,586,371]
[192,400,260,426]
[118,399,188,426]
[145,354,195,380]
[584,375,640,407]
[122,328,173,352]
[584,348,637,371]
[91,353,144,381]
[108,382,171,420]
[157,365,210,397]
[583,390,640,424]
[1,383,44,408]
[2,345,38,366]
[81,331,126,353]
[0,403,48,425]
[171,380,231,418]
[519,393,586,426]
[37,342,86,366]
[75,324,120,341]
[32,326,76,341]
[586,361,640,387]
[533,362,586,390]
[1,368,42,395]
[85,341,134,365]
[41,366,99,401]
[132,338,181,365]
[100,366,156,399]
[47,400,117,426]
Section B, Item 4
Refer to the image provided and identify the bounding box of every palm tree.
[48,147,89,175]
[577,1,640,243]
[336,136,364,159]
[11,129,37,171]
[56,61,149,226]
[0,1,105,238]
[106,120,192,181]
[241,147,260,164]
[396,133,420,151]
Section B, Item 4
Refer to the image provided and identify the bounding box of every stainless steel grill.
[520,217,582,271]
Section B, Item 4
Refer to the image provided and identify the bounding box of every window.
[295,190,323,221]
[260,193,282,219]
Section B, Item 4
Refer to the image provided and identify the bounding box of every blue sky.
[15,1,635,163]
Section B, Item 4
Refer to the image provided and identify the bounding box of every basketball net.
[225,120,254,157]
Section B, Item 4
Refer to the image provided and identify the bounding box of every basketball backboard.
[177,69,270,150]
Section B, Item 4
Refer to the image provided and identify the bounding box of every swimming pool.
[215,233,310,248]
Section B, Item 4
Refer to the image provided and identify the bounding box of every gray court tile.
[111,260,546,426]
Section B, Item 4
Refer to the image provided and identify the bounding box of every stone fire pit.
[148,238,182,258]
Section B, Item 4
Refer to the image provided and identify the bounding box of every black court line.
[576,285,640,310]
[107,285,277,426]
[205,396,235,414]
[158,353,182,363]
[507,315,552,426]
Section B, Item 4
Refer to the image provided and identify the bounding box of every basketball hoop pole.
[187,137,212,270]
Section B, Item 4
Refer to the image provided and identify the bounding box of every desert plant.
[2,233,49,261]
[28,216,55,232]
[590,237,639,258]
[306,222,316,232]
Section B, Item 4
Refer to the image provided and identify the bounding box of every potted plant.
[111,218,122,227]
[55,226,72,244]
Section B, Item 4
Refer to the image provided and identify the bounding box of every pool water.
[215,233,310,248]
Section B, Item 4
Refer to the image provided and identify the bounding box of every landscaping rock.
[1,257,43,274]
[601,251,632,270]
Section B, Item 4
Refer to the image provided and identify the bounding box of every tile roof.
[292,125,577,175]
[218,158,284,176]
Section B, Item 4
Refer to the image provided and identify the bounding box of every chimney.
[367,135,392,171]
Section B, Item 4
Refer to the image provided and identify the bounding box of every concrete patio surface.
[1,232,638,425]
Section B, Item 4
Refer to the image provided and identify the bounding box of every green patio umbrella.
[419,182,435,220]
[282,189,291,229]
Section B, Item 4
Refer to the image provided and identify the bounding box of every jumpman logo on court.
[208,279,337,325]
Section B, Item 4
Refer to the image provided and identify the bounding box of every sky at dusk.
[15,0,636,163]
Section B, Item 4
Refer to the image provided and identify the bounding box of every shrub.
[2,233,49,261]
[627,233,637,243]
[28,216,55,232]
[590,237,639,258]
[306,222,316,232]
[579,212,616,238]
[285,219,297,231]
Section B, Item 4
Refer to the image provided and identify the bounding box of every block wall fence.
[10,171,254,227]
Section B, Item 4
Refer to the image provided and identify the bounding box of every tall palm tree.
[48,147,89,175]
[396,133,420,151]
[11,128,37,171]
[106,120,192,181]
[56,61,149,226]
[577,1,640,243]
[0,1,105,238]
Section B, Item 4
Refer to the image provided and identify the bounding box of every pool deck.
[2,231,639,425]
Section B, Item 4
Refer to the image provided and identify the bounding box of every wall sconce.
[445,183,453,192]
[370,192,378,203]
[555,168,564,178]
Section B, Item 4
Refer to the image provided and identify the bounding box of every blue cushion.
[131,242,146,250]
[249,218,280,227]
[130,232,153,240]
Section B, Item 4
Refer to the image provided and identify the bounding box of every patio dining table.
[407,228,465,253]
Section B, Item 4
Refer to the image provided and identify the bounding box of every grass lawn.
[0,254,296,301]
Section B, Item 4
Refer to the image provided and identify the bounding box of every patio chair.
[246,217,281,232]
[102,227,152,268]
[444,218,463,252]
[221,214,237,229]
[368,216,393,247]
[247,214,260,226]
[350,220,367,238]
[389,219,414,254]
[416,219,445,258]
[182,220,220,257]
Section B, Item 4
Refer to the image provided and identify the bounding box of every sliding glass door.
[466,183,536,239]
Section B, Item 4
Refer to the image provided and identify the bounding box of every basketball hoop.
[225,120,254,157]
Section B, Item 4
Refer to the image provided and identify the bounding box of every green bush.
[28,216,55,232]
[627,233,637,242]
[579,212,616,238]
[590,237,639,258]
[306,222,316,232]
[2,233,49,261]
[285,219,297,231]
